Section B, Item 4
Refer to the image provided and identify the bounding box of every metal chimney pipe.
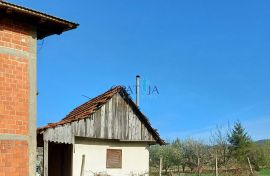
[136,75,140,106]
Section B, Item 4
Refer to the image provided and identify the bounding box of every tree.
[210,125,230,171]
[160,144,177,173]
[228,121,252,163]
[249,141,270,170]
[171,139,184,174]
[149,144,162,169]
[149,142,177,174]
[181,139,210,175]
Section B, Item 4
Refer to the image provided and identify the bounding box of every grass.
[170,170,270,176]
[185,174,212,176]
[150,168,270,176]
[185,170,270,176]
[258,168,270,176]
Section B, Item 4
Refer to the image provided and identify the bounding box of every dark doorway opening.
[48,142,72,176]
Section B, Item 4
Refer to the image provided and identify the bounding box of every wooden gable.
[43,93,155,144]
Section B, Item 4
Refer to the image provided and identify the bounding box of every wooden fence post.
[159,157,163,176]
[197,157,200,176]
[215,154,218,176]
[247,157,253,175]
[80,155,85,176]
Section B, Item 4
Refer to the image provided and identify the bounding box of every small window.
[106,149,122,168]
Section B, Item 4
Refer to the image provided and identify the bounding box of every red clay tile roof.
[38,86,164,145]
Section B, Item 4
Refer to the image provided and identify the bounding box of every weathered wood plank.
[108,98,113,139]
[104,102,109,138]
[95,108,101,138]
[44,140,48,176]
[125,105,129,140]
[89,115,94,137]
[100,105,105,138]
[43,92,156,144]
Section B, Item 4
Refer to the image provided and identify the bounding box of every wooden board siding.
[43,93,155,144]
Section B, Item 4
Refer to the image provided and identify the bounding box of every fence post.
[80,155,85,176]
[247,157,253,175]
[197,157,200,176]
[215,154,218,176]
[159,157,163,176]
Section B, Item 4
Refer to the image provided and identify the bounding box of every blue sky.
[10,0,270,141]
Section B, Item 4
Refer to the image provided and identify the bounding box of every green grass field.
[183,169,270,176]
[258,168,270,176]
[151,168,270,176]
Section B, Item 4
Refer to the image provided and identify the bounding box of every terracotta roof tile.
[39,86,122,130]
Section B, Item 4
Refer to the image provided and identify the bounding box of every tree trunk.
[182,164,185,172]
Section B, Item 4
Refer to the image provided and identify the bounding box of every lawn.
[258,168,270,176]
[177,169,270,176]
[150,168,270,176]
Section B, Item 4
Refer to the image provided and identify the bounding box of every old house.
[38,86,164,176]
[0,1,77,176]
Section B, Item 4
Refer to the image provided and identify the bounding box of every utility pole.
[136,75,140,107]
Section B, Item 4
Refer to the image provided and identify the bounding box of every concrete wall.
[0,18,37,176]
[73,138,149,176]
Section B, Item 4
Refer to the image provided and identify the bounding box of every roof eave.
[0,1,79,39]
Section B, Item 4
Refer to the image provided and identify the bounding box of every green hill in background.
[255,139,270,144]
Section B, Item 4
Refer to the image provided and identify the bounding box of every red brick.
[0,141,29,176]
[0,19,32,176]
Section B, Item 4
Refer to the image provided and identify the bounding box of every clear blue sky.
[10,0,270,141]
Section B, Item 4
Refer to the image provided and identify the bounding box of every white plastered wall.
[73,137,149,176]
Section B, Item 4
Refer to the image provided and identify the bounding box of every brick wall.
[0,54,29,135]
[0,20,30,52]
[0,140,29,176]
[0,19,33,176]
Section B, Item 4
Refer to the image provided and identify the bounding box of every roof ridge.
[61,86,123,121]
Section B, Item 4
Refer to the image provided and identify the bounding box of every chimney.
[136,75,140,107]
[0,2,78,176]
